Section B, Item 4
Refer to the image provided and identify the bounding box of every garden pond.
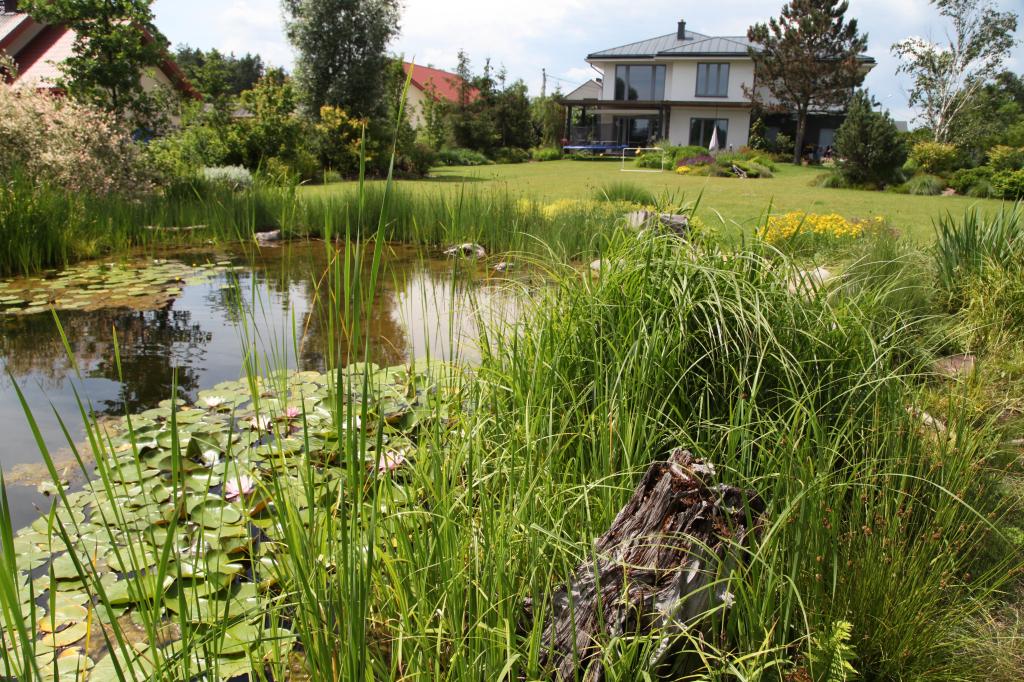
[0,241,523,530]
[0,240,529,680]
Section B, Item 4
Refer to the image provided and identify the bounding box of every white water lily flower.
[202,395,227,409]
[225,474,256,502]
[247,415,272,431]
[199,449,219,467]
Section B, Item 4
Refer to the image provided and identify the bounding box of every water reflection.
[0,242,523,527]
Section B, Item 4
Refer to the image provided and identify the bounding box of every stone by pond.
[4,362,463,680]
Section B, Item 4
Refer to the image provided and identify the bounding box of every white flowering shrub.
[0,82,151,196]
[202,165,254,191]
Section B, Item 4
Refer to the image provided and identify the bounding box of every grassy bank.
[2,199,1022,679]
[0,175,668,276]
[305,160,1011,242]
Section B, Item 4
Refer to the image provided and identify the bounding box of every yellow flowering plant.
[758,211,885,249]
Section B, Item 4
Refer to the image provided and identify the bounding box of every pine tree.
[748,0,868,164]
[834,90,906,187]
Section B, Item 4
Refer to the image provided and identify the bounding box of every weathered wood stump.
[534,448,764,681]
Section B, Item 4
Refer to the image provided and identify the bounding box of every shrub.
[492,147,530,164]
[814,171,849,189]
[635,150,672,169]
[949,166,994,195]
[593,181,657,206]
[967,179,997,198]
[676,154,715,168]
[315,105,365,177]
[903,174,946,196]
[260,156,300,186]
[436,147,492,166]
[0,83,151,196]
[530,147,563,162]
[834,90,906,188]
[202,165,254,191]
[992,169,1024,199]
[772,132,794,156]
[637,144,708,168]
[908,141,960,175]
[398,142,437,177]
[147,118,231,180]
[987,145,1024,172]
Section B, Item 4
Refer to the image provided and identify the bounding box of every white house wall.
[405,86,428,128]
[667,59,753,102]
[591,59,754,104]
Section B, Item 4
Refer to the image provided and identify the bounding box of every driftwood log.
[534,448,764,681]
[143,224,208,232]
[624,210,689,238]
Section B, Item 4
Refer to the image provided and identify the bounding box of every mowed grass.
[301,160,1010,242]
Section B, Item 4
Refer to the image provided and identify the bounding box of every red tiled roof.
[402,61,478,104]
[1,12,198,98]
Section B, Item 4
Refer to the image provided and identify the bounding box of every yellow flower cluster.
[759,211,885,244]
[520,198,649,221]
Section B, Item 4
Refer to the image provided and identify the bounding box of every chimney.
[677,20,687,40]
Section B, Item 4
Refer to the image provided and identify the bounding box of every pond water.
[0,241,521,530]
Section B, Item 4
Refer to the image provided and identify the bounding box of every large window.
[689,118,728,148]
[696,63,730,97]
[614,116,660,146]
[614,65,666,101]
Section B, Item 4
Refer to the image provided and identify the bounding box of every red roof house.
[401,61,478,128]
[0,5,197,99]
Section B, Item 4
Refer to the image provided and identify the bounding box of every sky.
[151,0,1024,124]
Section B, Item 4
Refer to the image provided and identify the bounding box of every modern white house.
[562,20,875,154]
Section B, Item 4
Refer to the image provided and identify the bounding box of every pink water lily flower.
[284,406,302,420]
[377,450,407,474]
[225,474,256,501]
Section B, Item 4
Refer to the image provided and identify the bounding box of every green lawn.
[301,160,1010,242]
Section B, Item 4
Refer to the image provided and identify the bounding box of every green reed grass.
[1,172,666,277]
[2,197,1021,681]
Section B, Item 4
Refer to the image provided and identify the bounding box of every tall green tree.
[531,90,565,148]
[892,0,1018,145]
[281,0,400,119]
[494,79,535,150]
[748,0,868,164]
[20,0,171,128]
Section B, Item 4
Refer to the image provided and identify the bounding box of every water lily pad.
[38,620,88,649]
[104,574,174,606]
[190,500,243,528]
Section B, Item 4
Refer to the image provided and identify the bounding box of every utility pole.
[541,68,547,98]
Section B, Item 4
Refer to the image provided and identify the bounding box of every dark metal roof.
[587,30,874,63]
[587,31,755,59]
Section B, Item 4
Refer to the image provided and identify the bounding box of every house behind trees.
[561,19,874,154]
